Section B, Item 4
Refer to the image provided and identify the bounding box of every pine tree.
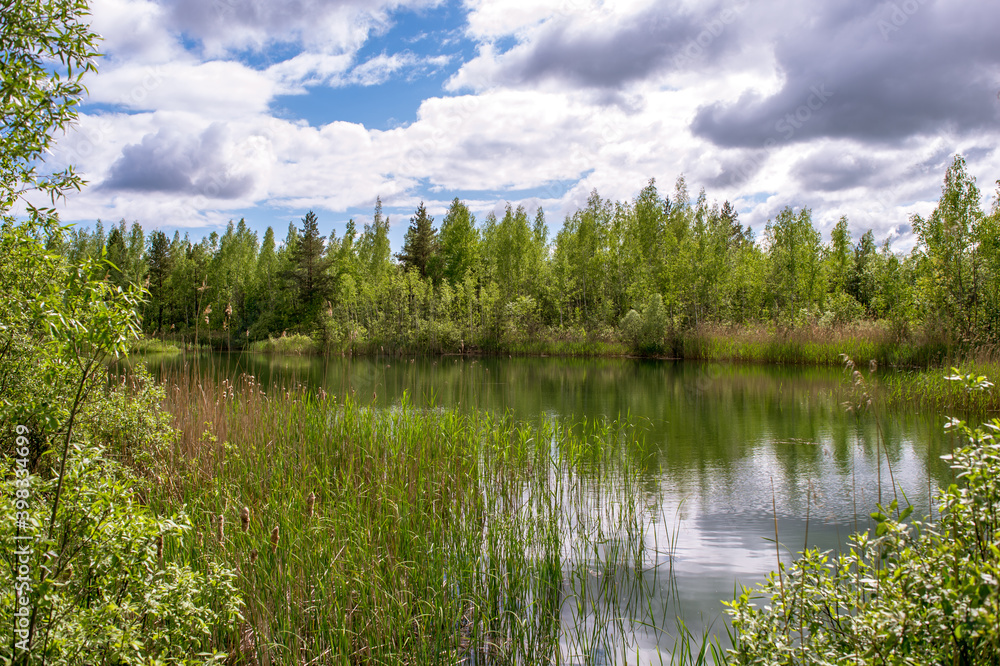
[146,230,172,335]
[396,201,438,278]
[283,210,333,325]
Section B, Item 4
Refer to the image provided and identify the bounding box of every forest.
[51,155,1000,357]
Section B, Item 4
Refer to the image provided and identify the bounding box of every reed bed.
[680,322,948,368]
[152,364,704,664]
[876,347,1000,414]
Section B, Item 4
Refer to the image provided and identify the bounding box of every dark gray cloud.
[692,0,1000,147]
[793,149,887,192]
[102,124,255,199]
[484,1,746,89]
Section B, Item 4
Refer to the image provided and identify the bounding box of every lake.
[148,352,951,658]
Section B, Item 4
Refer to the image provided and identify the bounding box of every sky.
[35,0,1000,251]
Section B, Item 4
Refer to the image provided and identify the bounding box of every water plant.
[153,366,692,663]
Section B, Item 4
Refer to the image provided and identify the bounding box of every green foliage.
[0,0,100,211]
[53,155,1000,356]
[818,291,865,327]
[726,387,1000,664]
[765,207,823,322]
[247,332,319,355]
[396,201,439,279]
[912,155,987,340]
[438,198,479,285]
[620,292,671,354]
[1,443,241,665]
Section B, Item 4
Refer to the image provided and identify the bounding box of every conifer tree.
[283,210,333,326]
[396,201,438,279]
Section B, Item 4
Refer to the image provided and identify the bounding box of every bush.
[1,443,242,665]
[1,211,243,664]
[819,292,866,327]
[727,379,1000,664]
[620,292,671,354]
[248,333,319,355]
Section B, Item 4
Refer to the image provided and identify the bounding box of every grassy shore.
[141,322,1000,413]
[149,366,699,664]
[678,321,949,367]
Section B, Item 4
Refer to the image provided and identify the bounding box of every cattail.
[217,514,225,543]
[249,549,258,564]
[240,506,250,533]
[306,492,316,518]
[156,534,163,561]
[270,525,280,553]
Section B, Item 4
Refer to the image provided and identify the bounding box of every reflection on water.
[148,352,950,652]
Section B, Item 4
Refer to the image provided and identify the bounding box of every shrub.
[1,443,242,665]
[620,292,672,354]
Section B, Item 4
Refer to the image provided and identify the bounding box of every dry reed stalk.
[306,492,316,518]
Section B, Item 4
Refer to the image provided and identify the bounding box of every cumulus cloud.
[451,0,751,92]
[102,123,258,199]
[792,149,889,192]
[691,0,1000,147]
[38,0,1000,256]
[163,0,437,56]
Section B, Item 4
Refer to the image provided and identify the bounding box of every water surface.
[150,352,951,657]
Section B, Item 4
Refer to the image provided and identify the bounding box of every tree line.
[50,155,1000,353]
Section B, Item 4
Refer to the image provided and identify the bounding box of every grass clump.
[247,333,320,355]
[129,337,183,354]
[681,321,948,368]
[878,350,1000,414]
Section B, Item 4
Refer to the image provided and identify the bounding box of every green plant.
[1,443,242,665]
[725,378,1000,664]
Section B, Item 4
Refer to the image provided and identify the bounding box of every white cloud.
[38,0,1000,256]
[88,59,278,118]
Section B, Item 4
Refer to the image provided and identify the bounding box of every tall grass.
[151,366,718,663]
[680,322,949,368]
[877,345,1000,414]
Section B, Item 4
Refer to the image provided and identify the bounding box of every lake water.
[149,352,951,658]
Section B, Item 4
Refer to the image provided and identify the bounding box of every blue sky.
[38,0,1000,251]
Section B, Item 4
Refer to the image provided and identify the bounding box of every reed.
[150,366,717,663]
[876,345,1000,414]
[680,321,949,368]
